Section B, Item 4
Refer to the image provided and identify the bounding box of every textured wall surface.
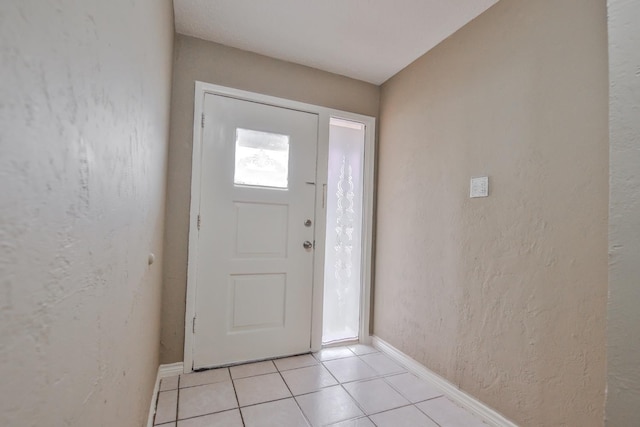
[606,0,640,425]
[375,0,608,425]
[161,34,380,363]
[0,1,174,426]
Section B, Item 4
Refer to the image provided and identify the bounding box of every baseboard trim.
[371,336,518,427]
[159,362,185,377]
[147,362,185,427]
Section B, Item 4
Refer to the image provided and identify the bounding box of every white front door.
[192,93,318,369]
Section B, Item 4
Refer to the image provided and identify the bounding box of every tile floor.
[153,344,489,427]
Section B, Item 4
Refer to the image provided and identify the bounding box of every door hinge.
[197,214,201,230]
[192,316,196,334]
[201,113,205,128]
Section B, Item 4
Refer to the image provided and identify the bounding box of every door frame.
[184,81,376,373]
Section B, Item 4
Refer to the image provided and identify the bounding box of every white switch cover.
[470,176,489,198]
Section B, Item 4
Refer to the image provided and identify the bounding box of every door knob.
[304,219,312,227]
[303,241,313,249]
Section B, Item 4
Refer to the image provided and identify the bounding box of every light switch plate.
[470,176,489,198]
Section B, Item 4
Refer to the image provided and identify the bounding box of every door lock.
[303,241,313,249]
[304,219,312,227]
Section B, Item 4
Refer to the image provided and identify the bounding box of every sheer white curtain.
[322,118,365,344]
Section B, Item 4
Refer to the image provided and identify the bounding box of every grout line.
[276,368,313,426]
[238,395,293,410]
[172,346,476,427]
[173,376,242,424]
[367,402,446,427]
[152,384,159,426]
[414,401,444,427]
[273,356,321,373]
[178,367,231,389]
[175,375,180,425]
[230,370,278,382]
[174,408,242,424]
[325,354,438,425]
[283,383,340,399]
[276,362,321,373]
[313,351,358,363]
[177,381,234,390]
[324,355,372,422]
[322,354,400,385]
[313,345,358,361]
[320,359,342,385]
[229,360,278,381]
[367,401,418,416]
[229,375,245,427]
[379,372,444,404]
[338,381,368,417]
[153,388,180,426]
[278,360,345,398]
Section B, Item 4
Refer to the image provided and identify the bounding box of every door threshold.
[321,338,360,348]
[194,350,314,371]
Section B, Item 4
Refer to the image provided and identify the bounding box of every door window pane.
[234,128,289,188]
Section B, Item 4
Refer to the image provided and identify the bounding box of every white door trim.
[184,81,376,372]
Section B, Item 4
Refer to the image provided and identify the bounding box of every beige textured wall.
[0,1,174,426]
[375,0,608,425]
[161,34,380,363]
[606,0,640,425]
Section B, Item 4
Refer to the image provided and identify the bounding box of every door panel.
[193,94,318,368]
[234,202,288,257]
[229,273,286,330]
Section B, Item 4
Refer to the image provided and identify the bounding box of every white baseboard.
[146,362,184,427]
[371,336,518,427]
[159,362,185,377]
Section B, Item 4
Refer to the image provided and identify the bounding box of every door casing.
[184,81,376,372]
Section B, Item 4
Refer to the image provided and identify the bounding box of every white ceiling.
[174,0,498,85]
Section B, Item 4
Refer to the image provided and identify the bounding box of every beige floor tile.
[281,364,338,395]
[180,368,230,388]
[416,397,488,426]
[313,347,355,361]
[274,354,318,371]
[323,357,377,383]
[176,409,243,427]
[160,375,179,391]
[154,390,177,425]
[230,360,277,379]
[370,405,439,427]
[234,372,291,407]
[343,378,409,415]
[384,373,443,403]
[328,417,376,427]
[295,385,363,426]
[178,381,237,420]
[359,353,405,376]
[153,346,491,427]
[348,344,378,356]
[241,397,310,427]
